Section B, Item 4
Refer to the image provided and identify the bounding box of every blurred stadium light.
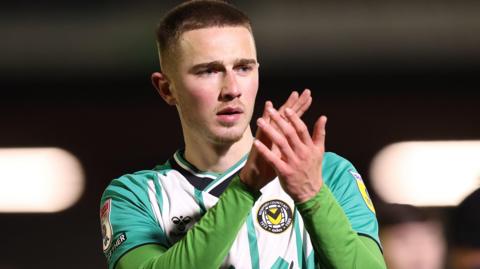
[370,141,480,206]
[0,147,85,213]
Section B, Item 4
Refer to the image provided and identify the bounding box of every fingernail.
[267,107,275,114]
[257,118,265,126]
[285,108,293,116]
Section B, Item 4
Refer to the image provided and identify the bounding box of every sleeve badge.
[100,198,113,252]
[350,171,376,214]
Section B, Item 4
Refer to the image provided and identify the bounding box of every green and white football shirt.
[100,151,381,269]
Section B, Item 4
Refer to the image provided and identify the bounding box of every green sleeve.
[296,185,386,269]
[116,175,260,269]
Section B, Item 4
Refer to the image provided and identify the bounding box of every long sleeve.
[116,175,260,269]
[296,185,386,269]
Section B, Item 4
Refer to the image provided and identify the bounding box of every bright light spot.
[370,141,480,206]
[0,148,85,213]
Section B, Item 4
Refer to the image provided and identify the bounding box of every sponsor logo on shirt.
[105,233,127,260]
[257,199,293,233]
[100,199,113,252]
[350,171,376,214]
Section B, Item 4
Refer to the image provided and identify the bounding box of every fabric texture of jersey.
[100,151,381,269]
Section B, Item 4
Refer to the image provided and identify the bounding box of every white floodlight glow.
[0,147,85,213]
[370,141,480,206]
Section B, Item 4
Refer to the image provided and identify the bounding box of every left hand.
[254,106,327,203]
[240,90,312,191]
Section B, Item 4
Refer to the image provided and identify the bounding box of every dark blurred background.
[1,0,479,268]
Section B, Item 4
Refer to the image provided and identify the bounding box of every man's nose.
[220,71,241,100]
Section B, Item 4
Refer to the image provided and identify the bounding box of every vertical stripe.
[153,174,164,215]
[306,252,315,269]
[194,189,206,215]
[148,180,162,224]
[246,213,260,269]
[294,209,306,269]
[302,232,313,269]
[148,179,168,246]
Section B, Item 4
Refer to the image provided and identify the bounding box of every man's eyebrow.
[188,59,258,73]
[189,61,224,72]
[234,59,257,65]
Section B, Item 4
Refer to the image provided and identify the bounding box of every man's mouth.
[216,107,243,116]
[216,107,243,124]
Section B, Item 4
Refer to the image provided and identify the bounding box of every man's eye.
[197,69,217,76]
[236,65,253,73]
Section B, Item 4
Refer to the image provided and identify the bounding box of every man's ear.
[151,72,176,106]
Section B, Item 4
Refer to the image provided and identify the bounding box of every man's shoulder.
[322,151,360,187]
[100,170,153,200]
[101,160,175,194]
[323,151,353,168]
[106,162,174,190]
[100,165,171,201]
[111,170,157,186]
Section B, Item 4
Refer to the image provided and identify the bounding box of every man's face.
[166,26,259,145]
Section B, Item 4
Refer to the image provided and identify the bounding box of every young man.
[99,1,386,268]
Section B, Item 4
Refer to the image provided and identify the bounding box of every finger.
[312,115,327,148]
[278,91,299,115]
[285,107,312,145]
[268,102,298,153]
[291,89,311,116]
[253,139,289,175]
[297,95,312,117]
[257,116,296,160]
[267,107,304,151]
[264,101,273,121]
[255,102,268,136]
[255,101,273,147]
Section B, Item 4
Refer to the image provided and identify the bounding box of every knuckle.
[282,169,294,178]
[299,124,308,134]
[297,149,308,160]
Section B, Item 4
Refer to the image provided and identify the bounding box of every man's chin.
[209,127,246,145]
[212,132,244,145]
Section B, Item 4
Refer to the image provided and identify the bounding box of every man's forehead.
[179,25,253,40]
[177,26,256,56]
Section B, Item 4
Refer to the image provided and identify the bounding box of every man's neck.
[183,129,254,173]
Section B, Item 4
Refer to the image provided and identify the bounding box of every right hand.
[240,89,312,191]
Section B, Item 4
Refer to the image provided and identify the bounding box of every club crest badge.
[350,171,376,214]
[172,216,193,233]
[100,199,113,252]
[257,199,293,233]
